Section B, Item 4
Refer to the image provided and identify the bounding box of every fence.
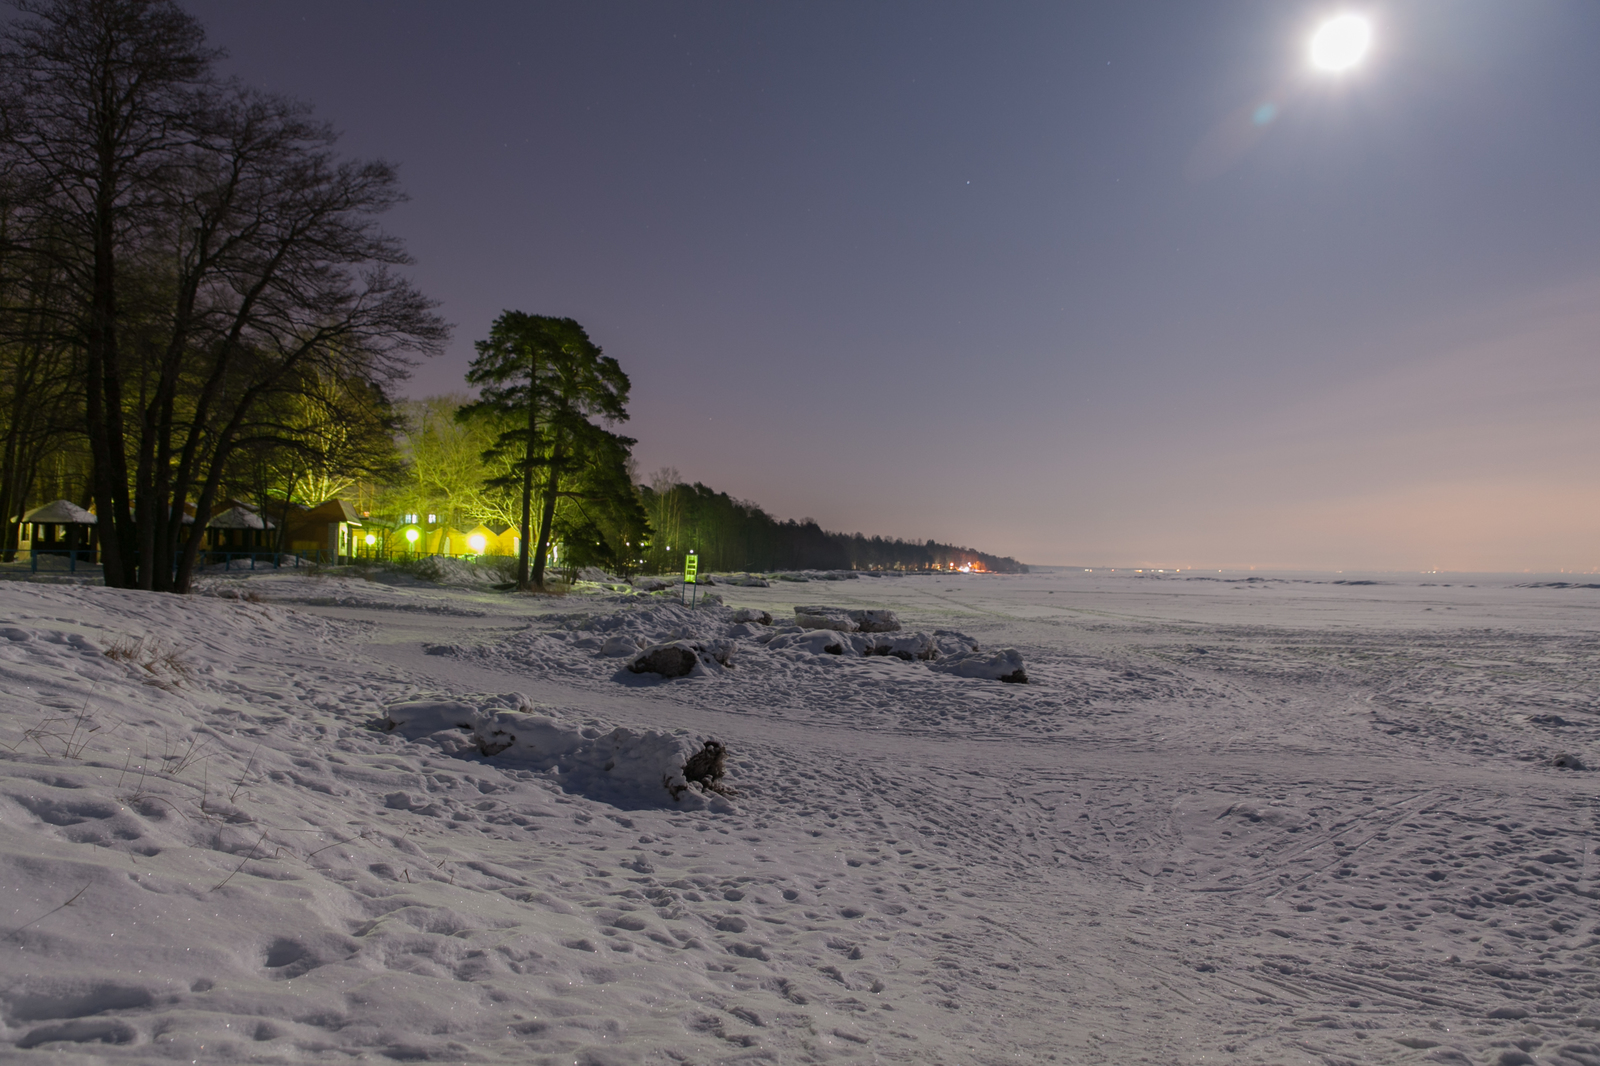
[4,547,503,577]
[5,549,312,575]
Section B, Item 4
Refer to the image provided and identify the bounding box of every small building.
[423,526,474,557]
[205,503,276,554]
[465,522,520,557]
[18,500,98,561]
[284,499,363,563]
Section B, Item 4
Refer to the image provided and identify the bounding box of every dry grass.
[9,703,100,759]
[103,635,193,686]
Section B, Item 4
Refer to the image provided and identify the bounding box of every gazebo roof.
[208,505,274,530]
[22,499,96,524]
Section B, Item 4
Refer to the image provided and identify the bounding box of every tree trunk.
[531,439,564,590]
[516,437,533,589]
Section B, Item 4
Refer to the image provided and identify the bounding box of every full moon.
[1309,14,1372,72]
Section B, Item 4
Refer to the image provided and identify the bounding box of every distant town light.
[365,533,376,546]
[405,528,419,544]
[468,533,486,553]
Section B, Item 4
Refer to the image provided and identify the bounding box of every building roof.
[207,505,275,530]
[297,499,363,525]
[22,499,96,524]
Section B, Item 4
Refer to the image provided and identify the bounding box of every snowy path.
[0,570,1597,1063]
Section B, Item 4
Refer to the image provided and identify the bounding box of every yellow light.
[364,533,376,546]
[468,534,486,553]
[405,528,419,544]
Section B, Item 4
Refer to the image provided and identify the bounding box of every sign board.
[683,553,698,583]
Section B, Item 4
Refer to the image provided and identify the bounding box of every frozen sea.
[0,565,1597,1064]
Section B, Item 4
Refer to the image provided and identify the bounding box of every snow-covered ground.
[1,566,1598,1064]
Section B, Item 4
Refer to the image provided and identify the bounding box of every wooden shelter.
[284,499,363,562]
[205,503,276,553]
[18,500,98,561]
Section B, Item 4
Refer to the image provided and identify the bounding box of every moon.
[1308,14,1372,72]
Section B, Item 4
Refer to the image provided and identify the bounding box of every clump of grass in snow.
[103,634,192,685]
[9,702,100,759]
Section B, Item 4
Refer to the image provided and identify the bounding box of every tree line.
[638,473,1027,575]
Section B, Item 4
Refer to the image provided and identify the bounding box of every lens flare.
[1309,14,1371,72]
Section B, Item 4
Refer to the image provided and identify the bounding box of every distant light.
[1309,14,1371,72]
[364,533,376,546]
[405,528,419,544]
[468,534,486,553]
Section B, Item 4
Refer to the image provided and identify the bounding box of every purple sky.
[185,1,1600,571]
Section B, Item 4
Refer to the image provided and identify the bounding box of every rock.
[699,591,724,606]
[731,575,770,587]
[931,648,1028,683]
[731,608,773,626]
[849,608,900,632]
[630,577,676,592]
[577,566,616,583]
[628,642,701,678]
[1553,752,1588,770]
[794,606,856,631]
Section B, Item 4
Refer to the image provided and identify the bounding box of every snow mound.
[931,648,1029,683]
[382,694,714,803]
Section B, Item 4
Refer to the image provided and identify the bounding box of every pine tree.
[460,313,632,589]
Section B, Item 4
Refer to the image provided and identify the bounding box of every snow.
[1,567,1599,1063]
[19,500,96,525]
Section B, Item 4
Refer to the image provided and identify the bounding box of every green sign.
[683,553,698,582]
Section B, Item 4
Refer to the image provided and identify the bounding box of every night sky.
[184,1,1600,571]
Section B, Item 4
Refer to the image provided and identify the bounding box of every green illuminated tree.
[460,313,632,589]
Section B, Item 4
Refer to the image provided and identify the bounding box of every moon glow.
[1309,14,1372,72]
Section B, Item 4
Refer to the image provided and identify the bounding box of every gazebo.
[18,500,98,562]
[206,504,276,553]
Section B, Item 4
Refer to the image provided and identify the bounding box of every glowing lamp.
[364,533,376,546]
[405,528,419,544]
[468,533,486,554]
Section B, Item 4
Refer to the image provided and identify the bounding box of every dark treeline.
[639,475,1026,575]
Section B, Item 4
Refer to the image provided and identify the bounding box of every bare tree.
[0,0,446,591]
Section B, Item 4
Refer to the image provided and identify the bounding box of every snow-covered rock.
[791,606,900,632]
[627,638,734,678]
[862,631,938,661]
[931,648,1028,683]
[383,695,704,800]
[793,605,856,631]
[850,608,901,632]
[766,629,851,655]
[731,607,773,626]
[600,633,644,657]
